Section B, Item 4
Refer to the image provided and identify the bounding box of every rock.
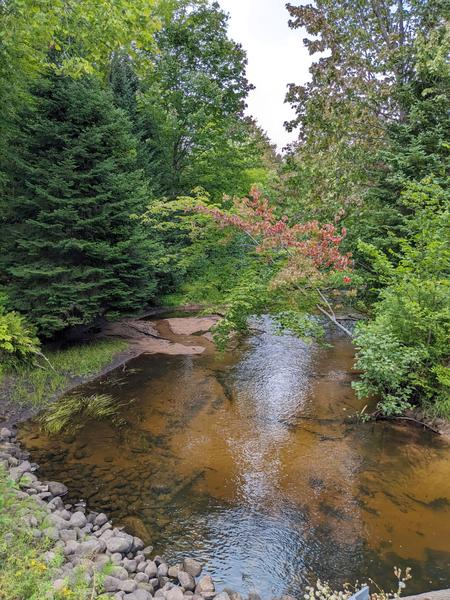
[106,536,133,554]
[42,526,59,541]
[178,571,195,591]
[70,511,87,528]
[214,594,230,600]
[228,592,243,600]
[121,579,137,593]
[145,561,158,578]
[127,590,152,600]
[279,596,297,600]
[9,460,32,482]
[47,481,69,497]
[135,573,149,584]
[142,545,154,557]
[158,563,169,577]
[195,576,215,595]
[123,558,137,573]
[183,558,203,578]
[94,513,108,527]
[104,576,124,593]
[154,555,165,565]
[60,529,77,543]
[75,539,106,556]
[248,594,261,600]
[111,552,123,565]
[168,565,180,578]
[0,427,12,440]
[111,566,129,580]
[166,587,185,600]
[64,540,80,556]
[133,536,145,552]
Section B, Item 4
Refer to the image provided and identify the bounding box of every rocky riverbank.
[1,425,276,600]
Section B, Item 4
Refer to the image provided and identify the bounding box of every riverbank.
[0,312,219,429]
[0,426,231,600]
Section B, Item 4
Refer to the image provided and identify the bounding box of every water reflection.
[18,317,450,597]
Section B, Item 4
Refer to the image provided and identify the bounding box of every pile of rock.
[0,427,274,600]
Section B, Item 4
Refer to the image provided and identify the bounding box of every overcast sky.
[218,0,312,150]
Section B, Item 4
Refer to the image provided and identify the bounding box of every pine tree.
[1,74,157,336]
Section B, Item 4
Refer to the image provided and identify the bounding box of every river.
[18,316,450,598]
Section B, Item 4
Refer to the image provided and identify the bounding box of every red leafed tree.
[191,186,354,337]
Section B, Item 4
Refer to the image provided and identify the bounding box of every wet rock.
[248,594,261,600]
[47,481,68,497]
[183,558,202,578]
[178,571,195,591]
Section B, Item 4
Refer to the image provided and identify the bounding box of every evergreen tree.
[1,74,157,336]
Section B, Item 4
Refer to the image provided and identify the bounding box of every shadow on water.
[19,316,450,598]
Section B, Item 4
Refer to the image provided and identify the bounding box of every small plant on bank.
[303,567,412,600]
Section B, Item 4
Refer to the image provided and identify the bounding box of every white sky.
[218,0,312,150]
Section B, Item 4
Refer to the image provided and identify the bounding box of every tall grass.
[1,339,129,407]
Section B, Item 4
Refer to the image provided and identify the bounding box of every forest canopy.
[0,0,449,420]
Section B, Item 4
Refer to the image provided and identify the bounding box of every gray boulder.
[166,587,185,600]
[195,576,215,594]
[104,576,123,593]
[178,571,195,591]
[183,558,203,578]
[106,536,133,554]
[70,511,87,528]
[47,481,68,497]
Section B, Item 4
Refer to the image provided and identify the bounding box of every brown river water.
[18,316,450,598]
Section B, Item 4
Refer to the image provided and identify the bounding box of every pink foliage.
[192,186,352,277]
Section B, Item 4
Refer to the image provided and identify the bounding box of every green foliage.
[0,339,128,407]
[0,295,40,371]
[133,0,275,201]
[1,73,158,336]
[353,178,450,415]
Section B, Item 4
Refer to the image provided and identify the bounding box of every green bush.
[353,178,450,416]
[0,295,40,372]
